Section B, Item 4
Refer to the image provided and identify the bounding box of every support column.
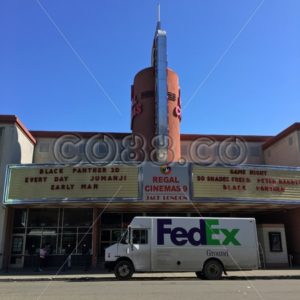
[2,207,14,271]
[92,207,99,268]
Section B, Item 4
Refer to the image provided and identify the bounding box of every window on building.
[23,208,59,255]
[63,144,76,156]
[28,209,59,227]
[63,208,92,227]
[288,136,293,146]
[101,213,122,228]
[249,146,261,157]
[111,229,123,242]
[78,236,92,254]
[11,236,24,255]
[13,209,27,228]
[101,230,111,242]
[269,232,283,252]
[100,228,125,256]
[61,233,76,254]
[25,236,40,255]
[61,209,92,254]
[26,227,58,254]
[20,208,93,256]
[123,213,138,227]
[39,142,50,152]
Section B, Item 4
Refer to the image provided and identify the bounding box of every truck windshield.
[119,230,128,244]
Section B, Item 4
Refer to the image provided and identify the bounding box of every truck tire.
[203,259,223,280]
[114,260,134,280]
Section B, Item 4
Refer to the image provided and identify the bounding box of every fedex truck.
[105,217,260,280]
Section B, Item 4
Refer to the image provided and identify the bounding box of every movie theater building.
[1,20,300,270]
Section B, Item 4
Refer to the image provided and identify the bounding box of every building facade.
[1,20,300,270]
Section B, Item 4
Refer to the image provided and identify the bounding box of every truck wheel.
[203,260,223,280]
[114,260,134,280]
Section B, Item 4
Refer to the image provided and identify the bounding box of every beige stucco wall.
[33,136,124,164]
[264,131,300,166]
[34,135,267,166]
[33,137,57,163]
[180,140,265,165]
[16,127,35,164]
[0,124,34,268]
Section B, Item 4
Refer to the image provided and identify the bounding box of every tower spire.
[151,4,168,162]
[131,8,181,162]
[157,4,161,29]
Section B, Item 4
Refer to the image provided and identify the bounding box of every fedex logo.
[157,219,241,246]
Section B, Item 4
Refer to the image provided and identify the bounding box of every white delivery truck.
[105,217,260,280]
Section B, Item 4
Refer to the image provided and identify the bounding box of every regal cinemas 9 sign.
[142,163,190,201]
[5,164,139,203]
[192,166,300,201]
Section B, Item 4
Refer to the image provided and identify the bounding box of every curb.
[0,275,300,282]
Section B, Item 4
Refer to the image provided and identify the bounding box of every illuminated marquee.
[192,166,300,201]
[6,164,300,204]
[5,164,139,203]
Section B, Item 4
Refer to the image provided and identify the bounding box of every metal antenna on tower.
[157,4,161,29]
[158,4,160,22]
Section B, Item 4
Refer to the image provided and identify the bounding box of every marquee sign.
[192,166,300,202]
[4,164,139,203]
[142,163,190,201]
[5,163,300,204]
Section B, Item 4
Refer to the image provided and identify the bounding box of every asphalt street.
[0,279,299,300]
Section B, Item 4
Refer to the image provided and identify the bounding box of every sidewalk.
[1,268,300,282]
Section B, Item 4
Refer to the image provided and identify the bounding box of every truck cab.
[105,218,151,279]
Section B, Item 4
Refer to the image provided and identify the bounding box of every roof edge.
[30,130,130,139]
[0,115,36,144]
[181,133,272,143]
[262,122,300,150]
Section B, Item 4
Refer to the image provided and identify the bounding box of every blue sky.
[0,0,299,136]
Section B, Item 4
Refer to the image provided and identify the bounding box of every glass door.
[10,235,25,268]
